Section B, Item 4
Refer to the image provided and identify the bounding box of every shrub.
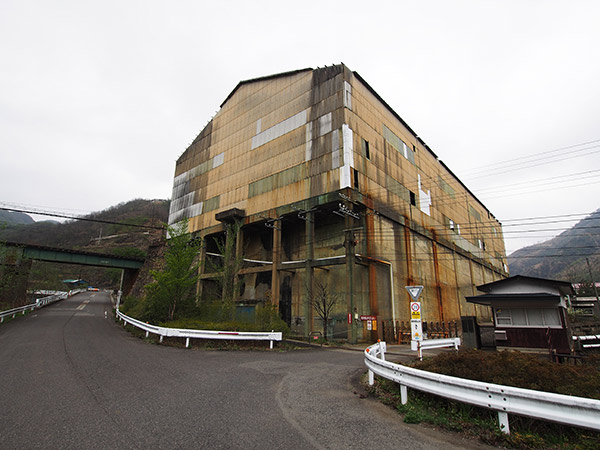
[366,350,600,449]
[411,349,600,399]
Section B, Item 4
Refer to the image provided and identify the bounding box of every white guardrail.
[411,337,460,360]
[365,341,600,435]
[0,292,69,323]
[115,309,283,349]
[573,334,600,349]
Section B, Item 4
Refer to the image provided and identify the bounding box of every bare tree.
[308,280,338,341]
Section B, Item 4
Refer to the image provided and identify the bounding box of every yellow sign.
[410,302,421,320]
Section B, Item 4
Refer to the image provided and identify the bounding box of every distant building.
[169,64,508,341]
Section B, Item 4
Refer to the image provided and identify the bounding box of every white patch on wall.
[340,124,354,189]
[318,112,332,137]
[331,129,340,169]
[343,81,352,110]
[168,191,195,224]
[305,122,313,161]
[168,152,224,224]
[213,152,224,168]
[418,174,431,216]
[251,109,307,150]
[189,202,203,217]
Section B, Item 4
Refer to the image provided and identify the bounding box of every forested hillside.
[0,199,169,251]
[0,199,169,290]
[507,208,600,282]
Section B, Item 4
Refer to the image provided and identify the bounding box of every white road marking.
[76,300,90,310]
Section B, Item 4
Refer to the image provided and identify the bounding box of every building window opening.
[409,191,416,206]
[494,307,561,327]
[362,139,371,159]
[353,169,359,190]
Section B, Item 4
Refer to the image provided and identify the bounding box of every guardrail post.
[185,337,190,348]
[159,335,164,344]
[498,411,510,434]
[400,385,408,405]
[145,331,149,338]
[379,341,386,361]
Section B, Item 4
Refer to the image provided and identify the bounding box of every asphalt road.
[0,292,493,449]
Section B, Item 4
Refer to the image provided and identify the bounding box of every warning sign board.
[410,302,421,320]
[411,319,423,341]
[405,285,424,301]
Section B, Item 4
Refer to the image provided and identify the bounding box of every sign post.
[406,285,424,360]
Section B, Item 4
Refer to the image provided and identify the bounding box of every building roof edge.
[220,67,313,108]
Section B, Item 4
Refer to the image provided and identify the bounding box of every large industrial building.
[168,64,508,341]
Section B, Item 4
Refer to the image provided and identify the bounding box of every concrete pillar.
[196,237,206,303]
[121,269,139,296]
[271,221,281,309]
[0,255,32,308]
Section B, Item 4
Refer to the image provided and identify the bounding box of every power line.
[0,207,164,230]
[459,139,600,175]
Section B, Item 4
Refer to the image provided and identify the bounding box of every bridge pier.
[120,268,140,297]
[0,250,32,308]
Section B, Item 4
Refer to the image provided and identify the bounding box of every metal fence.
[0,292,68,323]
[364,341,600,435]
[382,319,459,344]
[115,309,282,349]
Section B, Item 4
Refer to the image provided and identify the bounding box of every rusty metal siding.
[170,64,510,337]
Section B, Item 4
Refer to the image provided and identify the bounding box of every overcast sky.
[1,0,599,255]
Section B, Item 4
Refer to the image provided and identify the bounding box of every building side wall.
[337,72,506,326]
[170,66,358,232]
[344,73,507,273]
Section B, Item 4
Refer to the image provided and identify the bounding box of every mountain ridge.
[0,209,34,225]
[507,208,600,281]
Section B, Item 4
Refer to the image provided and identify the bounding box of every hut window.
[494,307,561,327]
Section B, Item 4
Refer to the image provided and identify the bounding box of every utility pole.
[586,257,600,302]
[336,193,360,344]
[304,210,314,337]
[345,218,356,344]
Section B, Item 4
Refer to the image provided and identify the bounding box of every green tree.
[209,220,244,321]
[144,220,199,322]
